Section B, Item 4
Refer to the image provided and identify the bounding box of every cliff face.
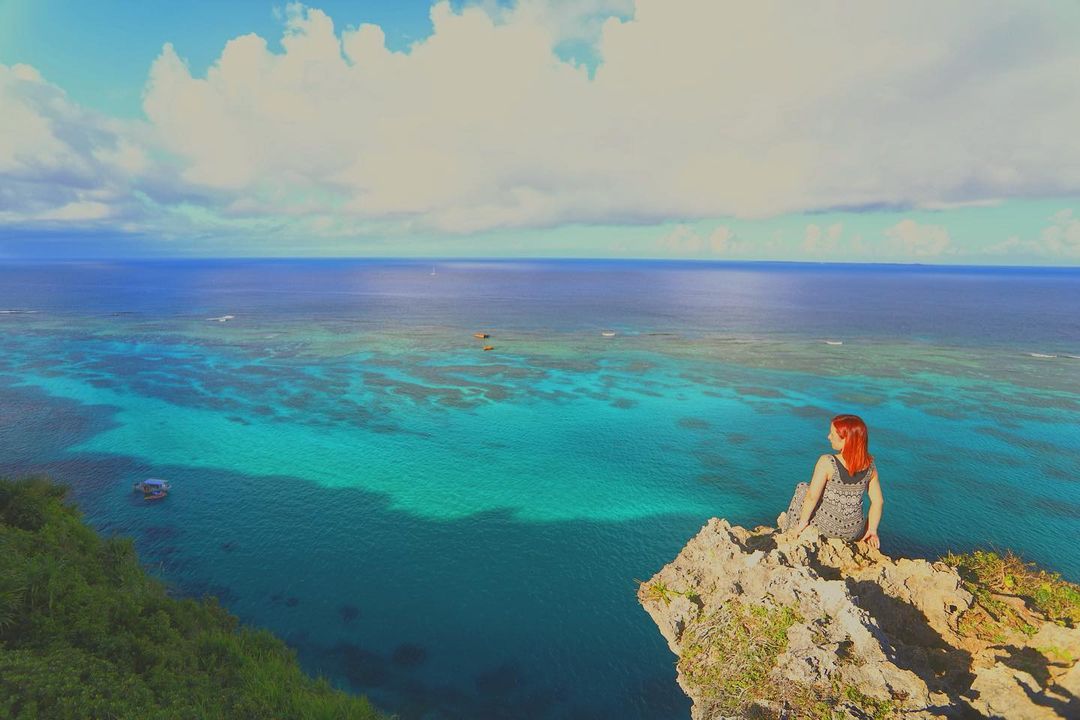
[638,519,1080,719]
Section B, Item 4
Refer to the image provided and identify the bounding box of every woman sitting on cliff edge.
[778,414,883,549]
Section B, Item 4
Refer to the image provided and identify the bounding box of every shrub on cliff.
[941,549,1080,640]
[0,476,386,720]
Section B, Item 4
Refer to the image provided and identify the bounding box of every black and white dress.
[780,455,874,541]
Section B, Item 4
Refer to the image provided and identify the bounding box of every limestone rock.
[638,519,1080,719]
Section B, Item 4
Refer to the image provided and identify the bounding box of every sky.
[1,0,1079,263]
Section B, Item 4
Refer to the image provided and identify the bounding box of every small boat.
[143,488,168,502]
[133,478,171,494]
[824,340,843,346]
[430,266,437,276]
[208,315,235,322]
[474,332,490,339]
[601,331,616,337]
[482,345,495,351]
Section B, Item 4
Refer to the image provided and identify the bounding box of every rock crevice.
[638,519,1080,719]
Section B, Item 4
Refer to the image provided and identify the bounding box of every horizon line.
[3,256,1078,270]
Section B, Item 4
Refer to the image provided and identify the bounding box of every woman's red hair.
[832,414,873,474]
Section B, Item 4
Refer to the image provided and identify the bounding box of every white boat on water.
[133,478,170,502]
[825,340,843,346]
[601,331,616,337]
[133,478,171,493]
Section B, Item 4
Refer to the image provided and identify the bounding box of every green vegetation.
[941,549,1080,640]
[676,600,800,716]
[840,685,896,720]
[675,595,899,720]
[770,681,898,720]
[665,548,1080,718]
[0,476,387,720]
[639,579,699,606]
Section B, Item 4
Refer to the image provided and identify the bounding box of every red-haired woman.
[778,415,884,548]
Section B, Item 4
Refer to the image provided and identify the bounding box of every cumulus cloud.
[135,1,1080,234]
[3,0,1080,251]
[709,226,738,254]
[0,64,149,226]
[471,0,634,49]
[660,223,741,257]
[1040,209,1080,256]
[659,225,698,254]
[983,235,1032,256]
[802,223,843,254]
[883,219,952,257]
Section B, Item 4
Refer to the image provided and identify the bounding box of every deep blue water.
[1,259,1078,719]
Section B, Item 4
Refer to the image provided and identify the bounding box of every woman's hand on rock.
[860,529,880,549]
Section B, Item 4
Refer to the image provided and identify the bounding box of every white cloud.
[709,225,737,254]
[967,208,1079,258]
[0,64,155,227]
[918,198,1005,211]
[37,201,113,221]
[803,222,843,254]
[3,0,1080,250]
[983,235,1032,256]
[1040,209,1080,256]
[883,219,951,257]
[470,0,634,48]
[660,223,741,257]
[660,224,703,254]
[134,0,1080,236]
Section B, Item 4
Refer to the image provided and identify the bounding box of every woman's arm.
[793,455,832,533]
[860,468,884,549]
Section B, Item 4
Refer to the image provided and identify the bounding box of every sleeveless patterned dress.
[780,455,874,541]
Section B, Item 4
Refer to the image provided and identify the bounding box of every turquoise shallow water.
[1,260,1079,719]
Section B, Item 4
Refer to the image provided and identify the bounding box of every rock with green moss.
[638,518,1080,719]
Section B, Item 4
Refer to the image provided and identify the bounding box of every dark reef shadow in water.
[391,643,427,668]
[0,380,123,470]
[5,366,1078,720]
[4,406,700,720]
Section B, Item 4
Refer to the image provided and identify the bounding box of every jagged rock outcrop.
[638,519,1080,719]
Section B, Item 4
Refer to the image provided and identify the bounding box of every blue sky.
[1,1,1078,263]
[0,1,444,118]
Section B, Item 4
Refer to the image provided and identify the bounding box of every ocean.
[1,259,1078,719]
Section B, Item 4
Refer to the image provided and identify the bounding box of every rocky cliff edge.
[638,519,1080,719]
